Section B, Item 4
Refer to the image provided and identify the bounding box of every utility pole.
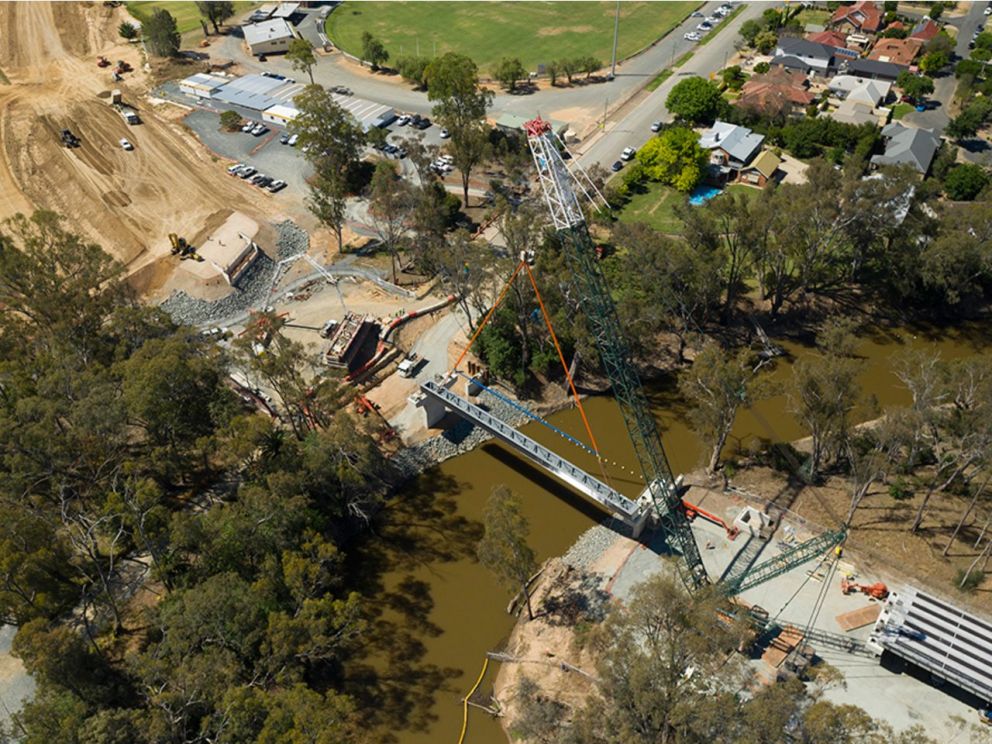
[610,0,620,79]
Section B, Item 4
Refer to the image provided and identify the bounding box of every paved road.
[903,0,987,135]
[217,1,751,129]
[575,1,771,172]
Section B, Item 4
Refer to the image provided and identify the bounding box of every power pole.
[610,0,620,79]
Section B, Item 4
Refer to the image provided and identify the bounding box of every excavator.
[169,233,204,262]
[840,578,889,600]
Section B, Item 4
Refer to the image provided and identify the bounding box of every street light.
[610,0,620,79]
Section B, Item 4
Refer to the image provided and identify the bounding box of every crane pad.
[836,604,881,632]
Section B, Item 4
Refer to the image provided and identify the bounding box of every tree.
[493,56,526,91]
[477,485,537,620]
[739,18,762,46]
[679,344,766,473]
[920,199,992,309]
[425,53,494,204]
[367,160,413,282]
[955,59,983,79]
[897,72,934,101]
[635,126,707,192]
[286,38,316,84]
[665,76,723,125]
[580,55,602,79]
[395,55,432,88]
[944,163,990,201]
[360,31,389,70]
[721,65,746,91]
[196,1,234,34]
[144,8,180,57]
[919,50,949,74]
[219,110,242,131]
[118,21,138,40]
[754,29,779,54]
[307,166,349,254]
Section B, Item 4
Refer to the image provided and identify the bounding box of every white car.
[650,121,662,132]
[621,146,636,161]
[684,31,702,41]
[119,138,133,150]
[705,16,718,23]
[396,114,411,126]
[241,121,255,133]
[287,133,299,146]
[227,162,245,174]
[697,22,712,31]
[439,127,450,138]
[986,6,991,14]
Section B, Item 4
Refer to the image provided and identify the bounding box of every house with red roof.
[909,16,940,43]
[735,68,815,118]
[868,37,923,68]
[806,29,860,60]
[829,1,884,35]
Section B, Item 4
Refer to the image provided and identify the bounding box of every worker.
[835,546,843,559]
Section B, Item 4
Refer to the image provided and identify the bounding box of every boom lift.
[523,117,846,593]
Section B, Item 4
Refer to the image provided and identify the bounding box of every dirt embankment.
[0,2,279,292]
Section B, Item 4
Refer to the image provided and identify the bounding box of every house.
[870,123,941,174]
[828,74,892,105]
[829,1,884,35]
[739,150,782,187]
[828,98,884,126]
[868,37,923,67]
[735,68,815,117]
[699,121,766,183]
[179,72,229,98]
[242,18,297,56]
[262,103,300,126]
[806,29,860,60]
[909,16,940,43]
[845,57,904,81]
[773,36,837,75]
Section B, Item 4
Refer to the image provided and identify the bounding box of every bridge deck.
[420,379,641,520]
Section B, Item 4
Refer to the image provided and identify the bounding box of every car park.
[621,146,636,160]
[268,180,287,193]
[439,128,450,138]
[119,138,133,150]
[650,121,662,132]
[611,160,624,172]
[288,133,299,146]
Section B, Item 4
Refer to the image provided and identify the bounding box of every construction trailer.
[867,586,992,707]
[325,312,375,371]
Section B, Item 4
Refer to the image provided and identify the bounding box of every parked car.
[611,160,624,172]
[268,180,287,193]
[279,132,290,145]
[256,176,273,188]
[684,31,701,41]
[287,134,298,146]
[650,121,662,132]
[439,127,450,138]
[227,162,246,174]
[238,166,257,179]
[119,138,133,150]
[705,16,718,23]
[621,146,636,160]
[396,114,411,126]
[241,121,255,133]
[251,124,269,136]
[395,146,408,159]
[250,173,267,185]
[697,21,712,31]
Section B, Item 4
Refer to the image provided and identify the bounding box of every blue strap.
[454,371,596,456]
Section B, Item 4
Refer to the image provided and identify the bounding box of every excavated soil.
[0,2,279,289]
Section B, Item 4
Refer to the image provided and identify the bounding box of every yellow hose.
[457,657,490,744]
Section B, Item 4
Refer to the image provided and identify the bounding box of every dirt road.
[0,2,280,294]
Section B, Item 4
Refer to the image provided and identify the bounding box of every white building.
[243,18,297,56]
[179,72,229,99]
[262,103,300,126]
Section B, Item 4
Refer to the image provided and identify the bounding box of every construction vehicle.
[115,60,132,74]
[840,578,889,600]
[524,116,847,593]
[168,233,204,262]
[60,128,81,148]
[980,708,991,725]
[97,56,110,68]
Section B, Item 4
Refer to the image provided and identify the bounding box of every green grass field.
[891,102,914,120]
[619,181,759,235]
[126,1,259,35]
[327,1,700,74]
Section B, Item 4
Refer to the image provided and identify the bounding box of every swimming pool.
[688,184,722,205]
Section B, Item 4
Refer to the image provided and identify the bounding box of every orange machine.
[840,579,889,600]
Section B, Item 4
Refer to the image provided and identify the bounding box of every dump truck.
[60,128,80,148]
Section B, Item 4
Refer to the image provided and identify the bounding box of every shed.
[212,73,300,111]
[262,103,300,125]
[271,2,301,20]
[179,72,229,99]
[243,18,297,56]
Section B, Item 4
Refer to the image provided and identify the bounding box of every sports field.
[327,1,700,74]
[126,1,259,35]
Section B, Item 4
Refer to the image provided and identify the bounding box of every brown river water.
[353,322,990,744]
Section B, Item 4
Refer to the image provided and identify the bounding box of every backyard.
[327,1,700,73]
[126,1,259,35]
[618,181,762,235]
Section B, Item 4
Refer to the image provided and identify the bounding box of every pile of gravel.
[561,523,623,570]
[159,220,309,327]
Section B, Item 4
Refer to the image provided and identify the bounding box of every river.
[354,321,991,744]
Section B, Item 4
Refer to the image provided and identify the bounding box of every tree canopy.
[666,76,724,125]
[636,126,708,192]
[144,8,180,57]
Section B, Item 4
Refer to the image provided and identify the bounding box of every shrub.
[219,110,242,131]
[944,163,990,201]
[753,61,770,74]
[888,479,912,501]
[955,567,983,593]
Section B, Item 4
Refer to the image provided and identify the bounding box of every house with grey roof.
[699,121,766,184]
[870,124,941,175]
[773,36,837,76]
[242,18,297,56]
[828,74,891,106]
[844,57,903,81]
